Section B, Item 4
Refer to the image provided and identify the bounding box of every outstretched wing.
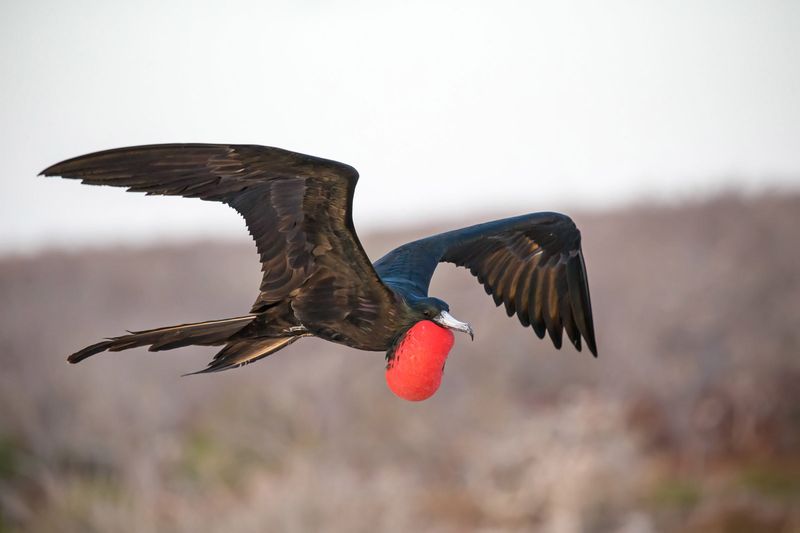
[373,213,597,356]
[41,144,395,343]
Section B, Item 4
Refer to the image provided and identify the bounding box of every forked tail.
[69,315,257,363]
[69,314,306,373]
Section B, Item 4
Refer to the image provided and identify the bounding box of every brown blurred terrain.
[1,194,799,533]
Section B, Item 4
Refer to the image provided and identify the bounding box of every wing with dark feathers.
[373,212,597,356]
[41,144,395,344]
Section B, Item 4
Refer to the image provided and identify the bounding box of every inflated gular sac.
[385,321,455,401]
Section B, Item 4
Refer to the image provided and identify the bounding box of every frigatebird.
[41,144,597,400]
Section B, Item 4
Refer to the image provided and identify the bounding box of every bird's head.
[409,297,474,340]
[385,297,474,402]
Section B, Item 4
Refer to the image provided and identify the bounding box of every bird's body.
[41,144,597,398]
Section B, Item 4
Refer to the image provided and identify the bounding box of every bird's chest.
[308,321,399,352]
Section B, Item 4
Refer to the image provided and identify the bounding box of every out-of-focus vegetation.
[1,194,798,532]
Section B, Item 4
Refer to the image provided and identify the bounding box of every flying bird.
[41,144,597,400]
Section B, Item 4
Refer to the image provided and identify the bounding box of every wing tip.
[548,328,563,350]
[587,338,598,358]
[39,162,73,178]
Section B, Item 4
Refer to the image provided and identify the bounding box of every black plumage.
[40,144,597,373]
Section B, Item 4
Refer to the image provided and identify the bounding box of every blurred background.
[2,1,799,532]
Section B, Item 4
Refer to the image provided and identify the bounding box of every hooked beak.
[433,310,474,340]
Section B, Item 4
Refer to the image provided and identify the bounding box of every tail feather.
[68,315,257,364]
[185,336,304,375]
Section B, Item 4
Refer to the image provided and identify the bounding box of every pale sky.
[2,0,799,253]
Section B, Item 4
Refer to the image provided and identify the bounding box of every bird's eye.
[423,310,431,317]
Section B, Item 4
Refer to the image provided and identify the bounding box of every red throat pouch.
[385,320,455,401]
